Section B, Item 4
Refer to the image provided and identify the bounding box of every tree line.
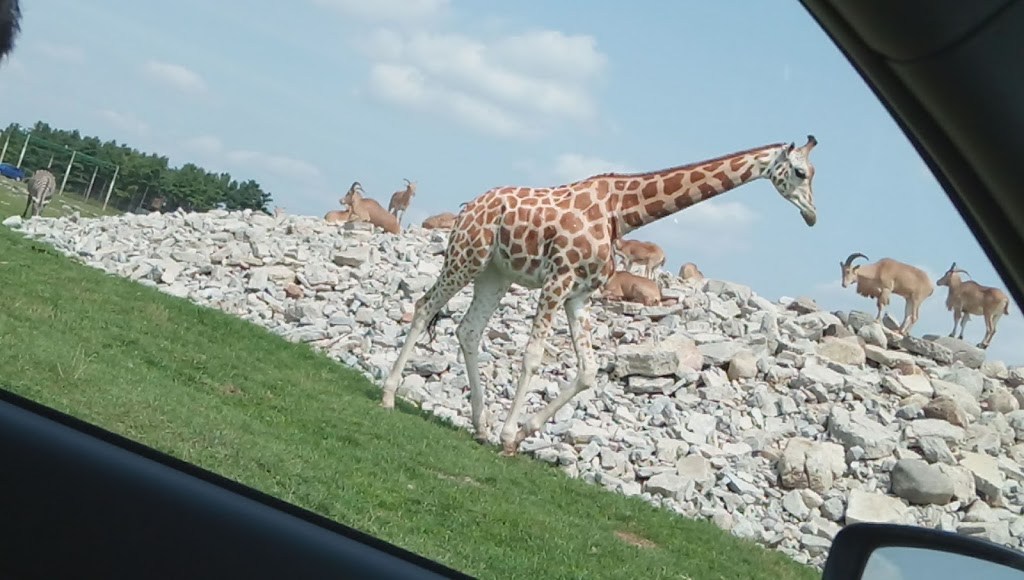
[0,121,274,213]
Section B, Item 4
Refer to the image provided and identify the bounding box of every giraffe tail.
[425,310,442,344]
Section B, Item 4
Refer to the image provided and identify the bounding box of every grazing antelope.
[22,168,56,218]
[387,178,417,226]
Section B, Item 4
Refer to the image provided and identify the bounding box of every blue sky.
[2,0,1022,364]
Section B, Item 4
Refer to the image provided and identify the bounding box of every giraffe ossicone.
[379,135,821,456]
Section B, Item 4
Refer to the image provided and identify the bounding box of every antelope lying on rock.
[324,209,351,223]
[387,178,417,226]
[840,252,934,335]
[341,182,401,234]
[598,270,666,306]
[936,262,1011,349]
[678,262,704,283]
[421,211,458,230]
[613,238,666,279]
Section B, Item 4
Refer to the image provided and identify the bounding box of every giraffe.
[380,135,820,456]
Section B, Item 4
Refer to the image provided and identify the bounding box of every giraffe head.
[767,135,818,227]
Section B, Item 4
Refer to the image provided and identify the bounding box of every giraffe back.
[447,184,618,293]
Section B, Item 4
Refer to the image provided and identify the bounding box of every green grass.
[0,225,819,580]
[0,176,123,219]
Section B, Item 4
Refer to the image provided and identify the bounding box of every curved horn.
[843,252,868,268]
[953,267,971,279]
[403,178,411,186]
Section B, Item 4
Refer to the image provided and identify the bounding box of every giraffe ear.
[786,142,795,154]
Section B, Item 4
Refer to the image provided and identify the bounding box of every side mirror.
[822,523,1024,580]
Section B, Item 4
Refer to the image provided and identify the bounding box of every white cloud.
[311,0,449,23]
[97,109,150,138]
[141,60,208,95]
[551,153,634,184]
[36,42,86,63]
[353,25,608,139]
[225,150,323,184]
[181,135,323,185]
[633,199,760,259]
[182,135,224,158]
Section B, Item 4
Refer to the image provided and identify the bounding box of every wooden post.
[84,165,98,199]
[58,150,76,197]
[16,132,30,167]
[102,165,120,210]
[0,130,10,164]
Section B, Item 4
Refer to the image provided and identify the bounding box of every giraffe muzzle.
[802,210,817,227]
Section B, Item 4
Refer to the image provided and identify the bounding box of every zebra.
[22,169,57,218]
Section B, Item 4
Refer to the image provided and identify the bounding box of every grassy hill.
[0,209,818,580]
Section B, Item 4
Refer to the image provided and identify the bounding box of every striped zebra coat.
[22,168,56,218]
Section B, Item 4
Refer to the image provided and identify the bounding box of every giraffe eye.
[793,167,807,179]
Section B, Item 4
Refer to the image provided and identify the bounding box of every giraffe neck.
[602,143,787,236]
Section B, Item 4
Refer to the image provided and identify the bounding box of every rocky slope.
[6,208,1024,569]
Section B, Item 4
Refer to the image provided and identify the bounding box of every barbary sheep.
[613,238,666,279]
[421,211,458,230]
[678,262,704,283]
[840,252,934,335]
[936,262,1011,349]
[341,182,401,234]
[323,209,351,223]
[598,270,664,306]
[387,178,417,226]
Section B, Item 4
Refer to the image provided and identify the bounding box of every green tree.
[0,121,275,213]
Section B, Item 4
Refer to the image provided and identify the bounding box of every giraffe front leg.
[455,266,511,443]
[515,296,598,450]
[499,290,565,456]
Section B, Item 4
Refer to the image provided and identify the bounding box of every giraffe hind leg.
[381,268,474,409]
[380,229,492,409]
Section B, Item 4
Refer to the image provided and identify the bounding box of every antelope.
[936,262,1011,349]
[324,209,351,223]
[421,211,458,230]
[840,252,934,335]
[613,238,666,279]
[678,262,704,283]
[598,270,665,306]
[341,182,401,234]
[387,178,417,226]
